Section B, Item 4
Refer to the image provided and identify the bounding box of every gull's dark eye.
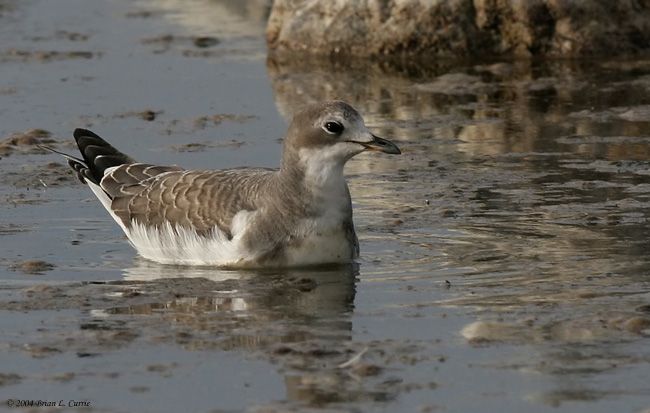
[323,121,344,135]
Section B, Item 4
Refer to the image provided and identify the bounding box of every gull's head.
[282,101,401,170]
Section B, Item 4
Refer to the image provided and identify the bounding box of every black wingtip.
[73,128,102,141]
[72,129,136,184]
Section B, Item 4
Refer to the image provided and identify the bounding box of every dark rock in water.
[193,36,219,48]
[12,260,55,275]
[266,0,650,58]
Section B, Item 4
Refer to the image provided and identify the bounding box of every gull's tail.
[40,129,136,185]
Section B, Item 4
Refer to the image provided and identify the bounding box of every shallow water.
[1,0,650,412]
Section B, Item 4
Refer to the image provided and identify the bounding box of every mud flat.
[1,0,650,412]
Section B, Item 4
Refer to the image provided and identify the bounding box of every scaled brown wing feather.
[101,164,274,238]
[100,164,184,195]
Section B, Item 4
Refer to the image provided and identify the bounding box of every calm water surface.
[0,1,649,412]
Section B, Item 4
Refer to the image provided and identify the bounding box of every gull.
[43,101,401,267]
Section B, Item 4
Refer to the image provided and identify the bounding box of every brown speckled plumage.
[44,101,401,267]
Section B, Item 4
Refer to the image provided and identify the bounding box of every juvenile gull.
[44,101,401,267]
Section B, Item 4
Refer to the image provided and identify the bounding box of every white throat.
[298,146,351,196]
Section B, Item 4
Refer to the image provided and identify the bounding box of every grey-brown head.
[281,101,400,172]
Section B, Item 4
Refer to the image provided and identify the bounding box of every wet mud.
[1,0,650,412]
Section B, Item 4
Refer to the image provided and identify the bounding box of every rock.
[266,0,650,58]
